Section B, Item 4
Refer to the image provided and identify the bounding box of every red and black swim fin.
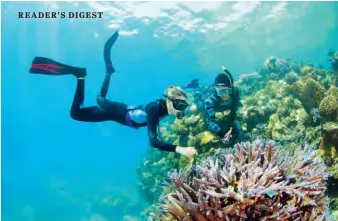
[29,56,86,78]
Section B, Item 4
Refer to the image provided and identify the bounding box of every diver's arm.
[147,105,176,152]
[205,94,224,137]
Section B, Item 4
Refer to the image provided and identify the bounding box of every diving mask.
[163,95,188,119]
[216,86,232,100]
[164,95,188,111]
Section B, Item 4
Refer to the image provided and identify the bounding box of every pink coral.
[152,140,329,221]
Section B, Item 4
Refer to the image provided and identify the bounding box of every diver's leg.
[98,74,111,99]
[96,31,119,99]
[70,78,113,122]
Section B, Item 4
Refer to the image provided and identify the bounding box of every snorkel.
[222,66,235,102]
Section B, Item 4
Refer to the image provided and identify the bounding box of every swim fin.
[29,56,86,78]
[104,31,119,75]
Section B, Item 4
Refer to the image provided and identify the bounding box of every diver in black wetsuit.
[29,31,198,158]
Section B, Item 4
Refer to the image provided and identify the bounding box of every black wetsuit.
[29,32,176,152]
[70,75,176,152]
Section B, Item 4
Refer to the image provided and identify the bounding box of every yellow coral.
[319,123,338,178]
[200,131,216,144]
[268,114,278,131]
[268,114,283,139]
[293,99,303,109]
[188,135,199,147]
[319,95,338,117]
[184,115,200,126]
[282,84,293,96]
[327,86,338,98]
[296,108,309,124]
[301,66,314,75]
[173,119,189,135]
[291,80,304,96]
[331,146,337,158]
[299,79,325,109]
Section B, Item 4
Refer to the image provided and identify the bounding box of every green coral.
[301,65,315,75]
[299,78,326,110]
[172,119,189,135]
[318,122,338,179]
[327,86,338,98]
[319,95,338,118]
[285,72,299,84]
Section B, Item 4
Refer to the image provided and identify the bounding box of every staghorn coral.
[152,140,329,221]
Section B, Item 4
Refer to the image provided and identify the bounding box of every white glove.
[176,146,198,158]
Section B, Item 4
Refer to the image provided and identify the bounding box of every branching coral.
[152,140,329,221]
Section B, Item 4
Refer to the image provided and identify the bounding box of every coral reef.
[328,50,338,72]
[285,72,300,85]
[260,56,301,79]
[235,72,265,98]
[137,54,338,218]
[152,140,329,220]
[318,122,338,179]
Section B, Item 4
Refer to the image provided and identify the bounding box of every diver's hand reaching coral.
[221,128,233,144]
[176,146,198,158]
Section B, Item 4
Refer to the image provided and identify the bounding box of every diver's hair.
[165,85,187,98]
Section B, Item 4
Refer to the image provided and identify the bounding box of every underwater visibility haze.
[1,1,338,221]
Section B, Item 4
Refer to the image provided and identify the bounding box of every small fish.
[183,79,199,89]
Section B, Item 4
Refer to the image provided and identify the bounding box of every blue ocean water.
[1,1,338,221]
